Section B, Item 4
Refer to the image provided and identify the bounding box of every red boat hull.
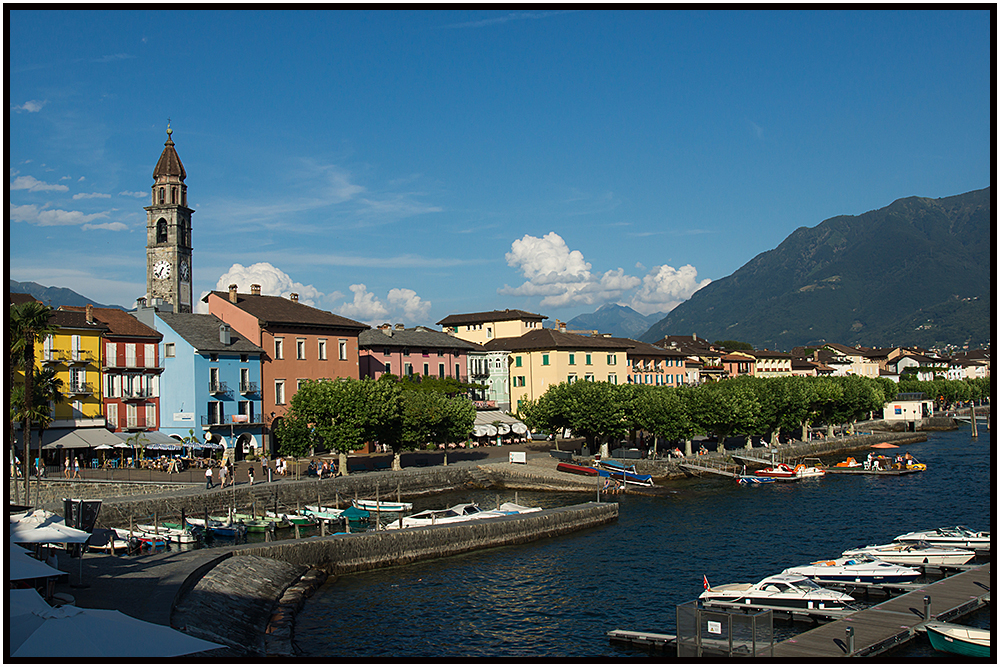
[557,462,599,476]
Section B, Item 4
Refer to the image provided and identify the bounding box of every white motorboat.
[496,502,542,515]
[387,503,493,529]
[842,540,975,566]
[783,554,920,584]
[699,573,857,614]
[183,516,247,538]
[894,526,991,551]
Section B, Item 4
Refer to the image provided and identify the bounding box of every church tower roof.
[153,125,186,181]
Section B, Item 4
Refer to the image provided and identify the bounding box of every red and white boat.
[754,461,825,480]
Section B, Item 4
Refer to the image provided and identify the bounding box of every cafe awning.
[15,427,126,450]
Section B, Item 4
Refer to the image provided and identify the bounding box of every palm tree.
[10,301,56,502]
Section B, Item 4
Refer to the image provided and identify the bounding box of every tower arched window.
[171,187,177,204]
[159,188,165,204]
[157,218,168,243]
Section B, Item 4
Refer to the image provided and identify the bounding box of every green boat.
[926,623,991,658]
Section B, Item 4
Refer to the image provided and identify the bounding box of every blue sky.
[9,9,991,328]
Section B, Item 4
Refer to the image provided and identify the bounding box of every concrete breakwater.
[169,502,617,655]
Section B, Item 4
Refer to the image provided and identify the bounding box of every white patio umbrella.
[10,604,225,657]
[8,509,91,544]
[9,547,66,581]
[9,588,54,616]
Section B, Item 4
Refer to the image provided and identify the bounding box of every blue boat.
[738,475,777,485]
[596,459,654,487]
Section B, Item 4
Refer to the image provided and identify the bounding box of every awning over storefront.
[139,431,185,446]
[15,427,126,450]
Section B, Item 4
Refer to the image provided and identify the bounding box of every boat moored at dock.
[699,573,858,616]
[842,540,976,566]
[783,554,921,584]
[894,526,991,551]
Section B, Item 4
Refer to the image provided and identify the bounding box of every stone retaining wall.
[10,480,195,507]
[231,501,618,575]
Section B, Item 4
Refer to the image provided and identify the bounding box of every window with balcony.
[208,401,224,425]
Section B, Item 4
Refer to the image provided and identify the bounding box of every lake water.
[295,428,992,658]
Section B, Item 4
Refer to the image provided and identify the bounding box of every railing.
[209,380,229,394]
[122,388,154,400]
[124,415,156,430]
[67,382,94,395]
[42,349,66,363]
[69,350,96,363]
[201,414,265,426]
[239,381,259,395]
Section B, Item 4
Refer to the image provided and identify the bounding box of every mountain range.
[562,304,666,339]
[638,187,991,350]
[8,280,126,311]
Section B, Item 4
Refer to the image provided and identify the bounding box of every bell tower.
[145,124,194,312]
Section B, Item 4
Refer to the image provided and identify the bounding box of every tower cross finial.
[167,118,172,136]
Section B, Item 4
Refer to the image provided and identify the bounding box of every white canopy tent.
[8,509,91,544]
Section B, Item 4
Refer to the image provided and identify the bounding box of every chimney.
[289,293,299,302]
[229,284,238,303]
[251,284,261,296]
[86,304,93,324]
[136,297,147,308]
[380,323,392,336]
[220,323,231,346]
[556,319,566,333]
[395,323,404,330]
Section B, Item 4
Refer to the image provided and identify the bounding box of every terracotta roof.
[206,291,368,332]
[745,349,792,359]
[9,292,40,306]
[157,313,264,354]
[59,306,161,340]
[48,310,109,333]
[437,309,546,327]
[598,337,683,358]
[359,327,481,351]
[482,328,632,353]
[153,128,186,180]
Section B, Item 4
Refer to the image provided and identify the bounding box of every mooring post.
[924,595,931,620]
[846,626,854,656]
[970,403,978,437]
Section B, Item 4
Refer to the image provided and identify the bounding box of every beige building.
[437,309,546,346]
[482,328,631,413]
[820,343,881,378]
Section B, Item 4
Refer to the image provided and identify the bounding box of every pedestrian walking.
[219,463,228,488]
[73,456,81,478]
[205,466,214,489]
[64,455,71,479]
[248,465,255,486]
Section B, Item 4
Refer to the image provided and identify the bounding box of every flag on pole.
[703,575,711,591]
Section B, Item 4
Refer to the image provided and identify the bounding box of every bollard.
[846,626,854,656]
[924,595,931,620]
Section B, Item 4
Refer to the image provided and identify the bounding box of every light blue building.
[136,307,266,460]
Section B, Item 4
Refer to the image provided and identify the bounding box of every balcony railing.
[209,380,229,395]
[122,388,154,401]
[239,381,259,395]
[68,350,96,364]
[67,382,95,395]
[201,414,265,427]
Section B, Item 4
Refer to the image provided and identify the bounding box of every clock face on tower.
[153,260,171,280]
[180,259,190,282]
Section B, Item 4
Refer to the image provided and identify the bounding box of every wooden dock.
[679,463,740,478]
[768,563,991,657]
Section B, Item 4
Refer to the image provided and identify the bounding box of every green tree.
[636,386,701,452]
[9,301,57,501]
[713,340,754,351]
[273,412,315,458]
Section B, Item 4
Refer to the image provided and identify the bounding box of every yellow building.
[483,328,632,412]
[35,307,108,423]
[437,309,546,346]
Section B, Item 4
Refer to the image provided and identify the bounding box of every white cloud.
[11,204,110,227]
[82,221,129,232]
[119,191,147,198]
[14,100,47,113]
[335,284,433,326]
[73,192,112,200]
[628,264,712,316]
[78,176,86,182]
[214,262,324,307]
[387,288,432,322]
[500,232,640,307]
[10,175,69,192]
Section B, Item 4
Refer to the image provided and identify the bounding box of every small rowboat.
[134,524,198,544]
[353,499,413,513]
[302,505,345,520]
[264,510,318,526]
[556,462,600,476]
[925,623,991,657]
